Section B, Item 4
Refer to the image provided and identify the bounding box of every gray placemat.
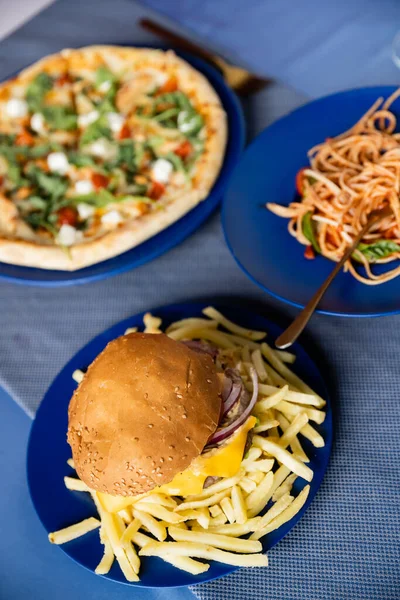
[0,1,399,598]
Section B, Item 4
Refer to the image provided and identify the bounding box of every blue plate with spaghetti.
[223,86,400,317]
[27,302,332,588]
[0,51,244,287]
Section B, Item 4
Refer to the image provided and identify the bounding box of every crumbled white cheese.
[151,158,173,183]
[87,138,117,161]
[77,110,99,127]
[106,112,125,133]
[101,210,123,226]
[57,224,82,246]
[30,112,46,134]
[77,202,95,219]
[6,98,28,118]
[75,180,94,195]
[98,80,112,93]
[47,152,70,175]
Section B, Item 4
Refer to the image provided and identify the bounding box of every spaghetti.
[267,89,400,285]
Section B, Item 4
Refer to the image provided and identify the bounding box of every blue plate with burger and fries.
[27,303,332,587]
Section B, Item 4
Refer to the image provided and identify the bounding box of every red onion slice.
[222,381,242,418]
[207,367,259,446]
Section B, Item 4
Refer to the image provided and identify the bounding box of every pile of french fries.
[51,307,326,580]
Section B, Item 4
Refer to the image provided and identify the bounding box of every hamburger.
[68,332,258,511]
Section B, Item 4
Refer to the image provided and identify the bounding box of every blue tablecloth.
[0,1,399,599]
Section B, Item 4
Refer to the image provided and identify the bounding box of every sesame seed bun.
[67,333,221,496]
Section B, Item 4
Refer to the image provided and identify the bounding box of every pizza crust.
[0,46,228,271]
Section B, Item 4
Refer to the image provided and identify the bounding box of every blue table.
[0,386,194,600]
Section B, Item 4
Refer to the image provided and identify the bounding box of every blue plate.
[27,302,332,588]
[0,52,244,286]
[223,86,400,317]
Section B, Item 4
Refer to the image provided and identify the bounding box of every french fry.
[272,473,297,502]
[202,307,266,341]
[185,470,244,501]
[120,518,141,546]
[273,349,296,364]
[131,531,153,548]
[252,485,310,539]
[253,418,280,434]
[64,476,90,492]
[208,513,228,527]
[251,349,269,382]
[72,369,84,384]
[261,343,323,402]
[134,502,187,524]
[49,517,100,544]
[255,383,324,408]
[175,489,230,512]
[95,538,114,575]
[140,541,269,567]
[241,347,251,363]
[276,412,309,463]
[253,436,313,482]
[248,471,265,484]
[246,471,274,518]
[163,556,210,575]
[133,509,167,541]
[136,492,177,509]
[242,447,262,464]
[276,400,325,424]
[231,485,247,524]
[300,423,325,447]
[239,476,257,494]
[206,518,262,536]
[246,458,275,473]
[124,327,138,334]
[220,497,235,524]
[269,465,291,496]
[178,509,210,529]
[250,493,294,540]
[255,386,289,412]
[166,318,218,332]
[66,458,75,469]
[278,413,309,448]
[118,508,132,524]
[143,313,162,333]
[209,505,223,518]
[168,526,262,553]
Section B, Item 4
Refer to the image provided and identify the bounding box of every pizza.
[0,46,227,270]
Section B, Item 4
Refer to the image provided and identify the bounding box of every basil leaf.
[80,115,112,146]
[356,240,400,262]
[302,212,321,253]
[41,106,77,131]
[26,72,53,112]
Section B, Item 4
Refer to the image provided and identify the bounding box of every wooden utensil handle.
[140,18,219,67]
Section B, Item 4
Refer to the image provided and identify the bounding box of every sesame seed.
[163,406,167,411]
[151,469,156,473]
[146,456,151,460]
[185,436,191,442]
[182,413,187,419]
[169,445,175,449]
[134,437,139,442]
[176,393,183,399]
[168,456,173,461]
[148,424,154,428]
[174,386,180,393]
[156,473,162,477]
[160,458,164,463]
[206,379,212,384]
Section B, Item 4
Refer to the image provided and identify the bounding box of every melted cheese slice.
[97,416,256,513]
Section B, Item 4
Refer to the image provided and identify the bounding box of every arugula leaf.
[80,114,112,146]
[42,106,77,131]
[26,72,53,112]
[7,163,24,188]
[18,196,48,212]
[302,212,321,253]
[71,188,116,208]
[164,152,185,172]
[177,110,203,136]
[28,143,63,158]
[67,152,96,167]
[356,240,400,262]
[95,66,116,89]
[26,165,68,200]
